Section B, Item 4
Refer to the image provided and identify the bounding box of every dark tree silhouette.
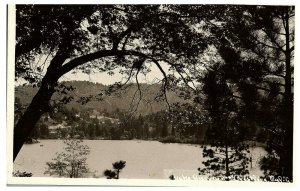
[103,169,117,179]
[180,5,294,181]
[209,6,294,181]
[12,171,33,177]
[198,66,250,180]
[104,160,126,179]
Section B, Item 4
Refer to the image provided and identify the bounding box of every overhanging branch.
[59,50,148,77]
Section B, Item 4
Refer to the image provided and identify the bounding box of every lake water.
[13,140,266,179]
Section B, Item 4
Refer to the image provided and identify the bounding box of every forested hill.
[15,81,189,115]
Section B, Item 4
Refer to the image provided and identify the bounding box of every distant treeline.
[18,104,267,144]
[25,107,207,143]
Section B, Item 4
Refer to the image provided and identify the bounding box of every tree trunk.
[224,122,230,179]
[116,169,119,179]
[282,8,293,181]
[13,52,66,161]
[13,76,59,161]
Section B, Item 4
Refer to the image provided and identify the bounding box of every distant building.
[48,123,68,136]
[89,115,120,124]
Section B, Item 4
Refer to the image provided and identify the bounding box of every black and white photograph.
[6,3,295,186]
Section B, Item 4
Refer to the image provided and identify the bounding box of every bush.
[103,160,126,179]
[13,171,33,177]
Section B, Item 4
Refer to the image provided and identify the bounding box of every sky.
[61,62,171,85]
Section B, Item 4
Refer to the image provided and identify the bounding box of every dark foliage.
[104,160,126,179]
[12,171,33,177]
[198,65,250,180]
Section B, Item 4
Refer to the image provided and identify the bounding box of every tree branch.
[59,50,148,77]
[158,59,197,92]
[261,28,285,52]
[152,59,171,111]
[113,26,133,51]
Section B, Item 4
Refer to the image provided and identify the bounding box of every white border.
[6,4,15,185]
[5,177,300,186]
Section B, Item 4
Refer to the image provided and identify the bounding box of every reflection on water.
[14,140,266,179]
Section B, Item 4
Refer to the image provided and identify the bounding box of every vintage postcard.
[7,3,295,186]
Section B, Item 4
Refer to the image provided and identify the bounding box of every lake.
[13,140,266,179]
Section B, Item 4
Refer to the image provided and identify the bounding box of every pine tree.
[104,160,126,179]
[198,66,250,180]
[213,6,294,181]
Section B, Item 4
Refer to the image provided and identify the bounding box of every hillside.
[15,81,190,115]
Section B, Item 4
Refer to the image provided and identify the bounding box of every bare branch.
[122,32,131,51]
[133,69,143,113]
[113,26,134,51]
[125,58,148,117]
[41,52,52,72]
[152,59,167,80]
[182,68,198,89]
[158,59,197,92]
[152,59,171,111]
